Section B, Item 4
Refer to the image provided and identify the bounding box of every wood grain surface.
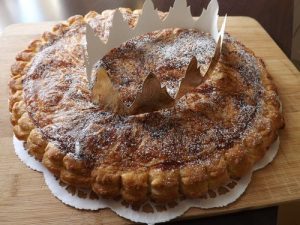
[0,17,300,225]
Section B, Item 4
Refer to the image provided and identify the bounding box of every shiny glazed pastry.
[9,8,284,204]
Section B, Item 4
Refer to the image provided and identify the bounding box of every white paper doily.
[13,135,279,224]
[11,1,282,223]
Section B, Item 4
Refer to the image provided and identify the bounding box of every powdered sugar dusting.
[99,28,215,103]
[23,10,272,169]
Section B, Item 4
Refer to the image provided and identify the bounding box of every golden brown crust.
[91,166,121,199]
[121,170,149,204]
[26,129,48,161]
[224,144,254,178]
[11,100,26,125]
[180,165,208,198]
[9,9,284,205]
[149,169,180,203]
[60,156,92,188]
[42,143,65,176]
[206,156,230,190]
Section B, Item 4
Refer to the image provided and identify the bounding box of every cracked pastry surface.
[9,8,284,204]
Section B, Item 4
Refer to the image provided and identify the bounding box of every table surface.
[1,17,300,225]
[164,207,278,225]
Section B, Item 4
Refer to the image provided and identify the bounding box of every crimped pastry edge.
[8,9,284,205]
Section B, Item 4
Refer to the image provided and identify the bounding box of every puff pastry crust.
[9,8,284,205]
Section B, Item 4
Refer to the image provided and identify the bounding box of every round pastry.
[9,8,284,205]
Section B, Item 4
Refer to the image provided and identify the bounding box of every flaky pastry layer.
[9,9,284,205]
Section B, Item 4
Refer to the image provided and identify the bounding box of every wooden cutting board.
[1,17,300,225]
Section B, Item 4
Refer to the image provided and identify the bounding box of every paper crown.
[85,0,227,115]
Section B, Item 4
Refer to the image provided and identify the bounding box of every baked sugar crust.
[9,9,284,204]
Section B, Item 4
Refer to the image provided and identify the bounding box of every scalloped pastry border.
[8,9,284,205]
[12,134,279,224]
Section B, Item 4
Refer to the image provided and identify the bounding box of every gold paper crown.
[86,0,226,115]
[91,38,222,115]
